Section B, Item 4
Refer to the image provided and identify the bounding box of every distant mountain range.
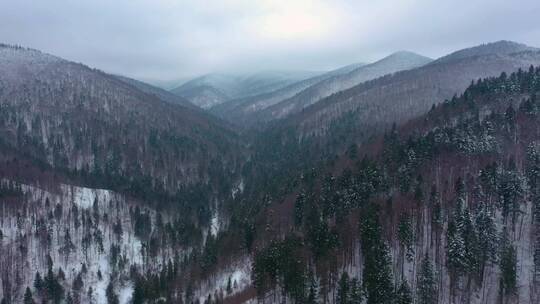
[170,70,322,109]
[209,62,367,121]
[259,51,433,122]
[290,41,540,141]
[210,51,431,125]
[207,41,540,133]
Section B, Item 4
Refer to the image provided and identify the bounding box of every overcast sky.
[1,0,539,87]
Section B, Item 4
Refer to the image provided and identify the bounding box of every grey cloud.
[1,0,539,86]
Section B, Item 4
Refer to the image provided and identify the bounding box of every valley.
[1,40,540,304]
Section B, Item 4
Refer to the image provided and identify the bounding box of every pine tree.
[132,280,145,304]
[363,241,393,304]
[336,272,350,304]
[294,190,306,227]
[430,185,442,233]
[417,254,437,304]
[475,204,498,275]
[45,266,64,304]
[87,286,94,304]
[306,271,319,304]
[226,276,232,295]
[23,287,34,304]
[73,273,83,292]
[349,278,362,304]
[447,199,467,275]
[58,267,66,281]
[499,234,517,296]
[462,209,481,277]
[33,272,43,292]
[106,281,119,304]
[498,167,524,220]
[395,280,412,304]
[360,204,394,304]
[397,212,414,261]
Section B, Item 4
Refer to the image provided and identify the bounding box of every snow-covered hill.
[0,181,143,303]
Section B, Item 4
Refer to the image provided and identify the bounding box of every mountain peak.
[434,40,538,64]
[388,50,427,57]
[373,50,433,67]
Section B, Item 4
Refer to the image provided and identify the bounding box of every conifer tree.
[430,185,442,236]
[226,276,232,295]
[45,266,64,304]
[306,270,319,304]
[33,272,43,292]
[499,234,517,296]
[360,204,394,304]
[132,280,145,304]
[475,204,498,275]
[447,199,466,275]
[397,212,414,261]
[349,277,362,304]
[395,280,412,304]
[73,272,84,292]
[417,254,437,304]
[87,286,94,304]
[106,281,119,304]
[294,190,306,227]
[462,209,481,277]
[23,287,34,304]
[336,272,350,304]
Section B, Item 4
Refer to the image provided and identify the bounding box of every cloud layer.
[1,0,539,86]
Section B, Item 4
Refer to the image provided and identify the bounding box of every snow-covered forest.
[1,40,540,304]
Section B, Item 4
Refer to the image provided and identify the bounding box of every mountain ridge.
[282,42,540,144]
[210,62,367,121]
[257,50,433,123]
[171,70,322,109]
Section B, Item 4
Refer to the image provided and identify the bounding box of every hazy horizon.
[1,0,539,86]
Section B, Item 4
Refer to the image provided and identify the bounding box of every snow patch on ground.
[0,181,143,303]
[231,178,244,199]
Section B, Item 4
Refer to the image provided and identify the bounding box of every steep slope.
[115,75,197,109]
[171,71,320,109]
[0,44,243,201]
[259,51,433,122]
[0,44,247,303]
[289,41,540,144]
[210,66,540,304]
[211,62,366,123]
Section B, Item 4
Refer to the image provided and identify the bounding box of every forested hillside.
[257,51,432,122]
[235,65,540,304]
[0,44,246,303]
[0,44,244,204]
[292,42,540,143]
[2,41,540,304]
[236,42,540,204]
